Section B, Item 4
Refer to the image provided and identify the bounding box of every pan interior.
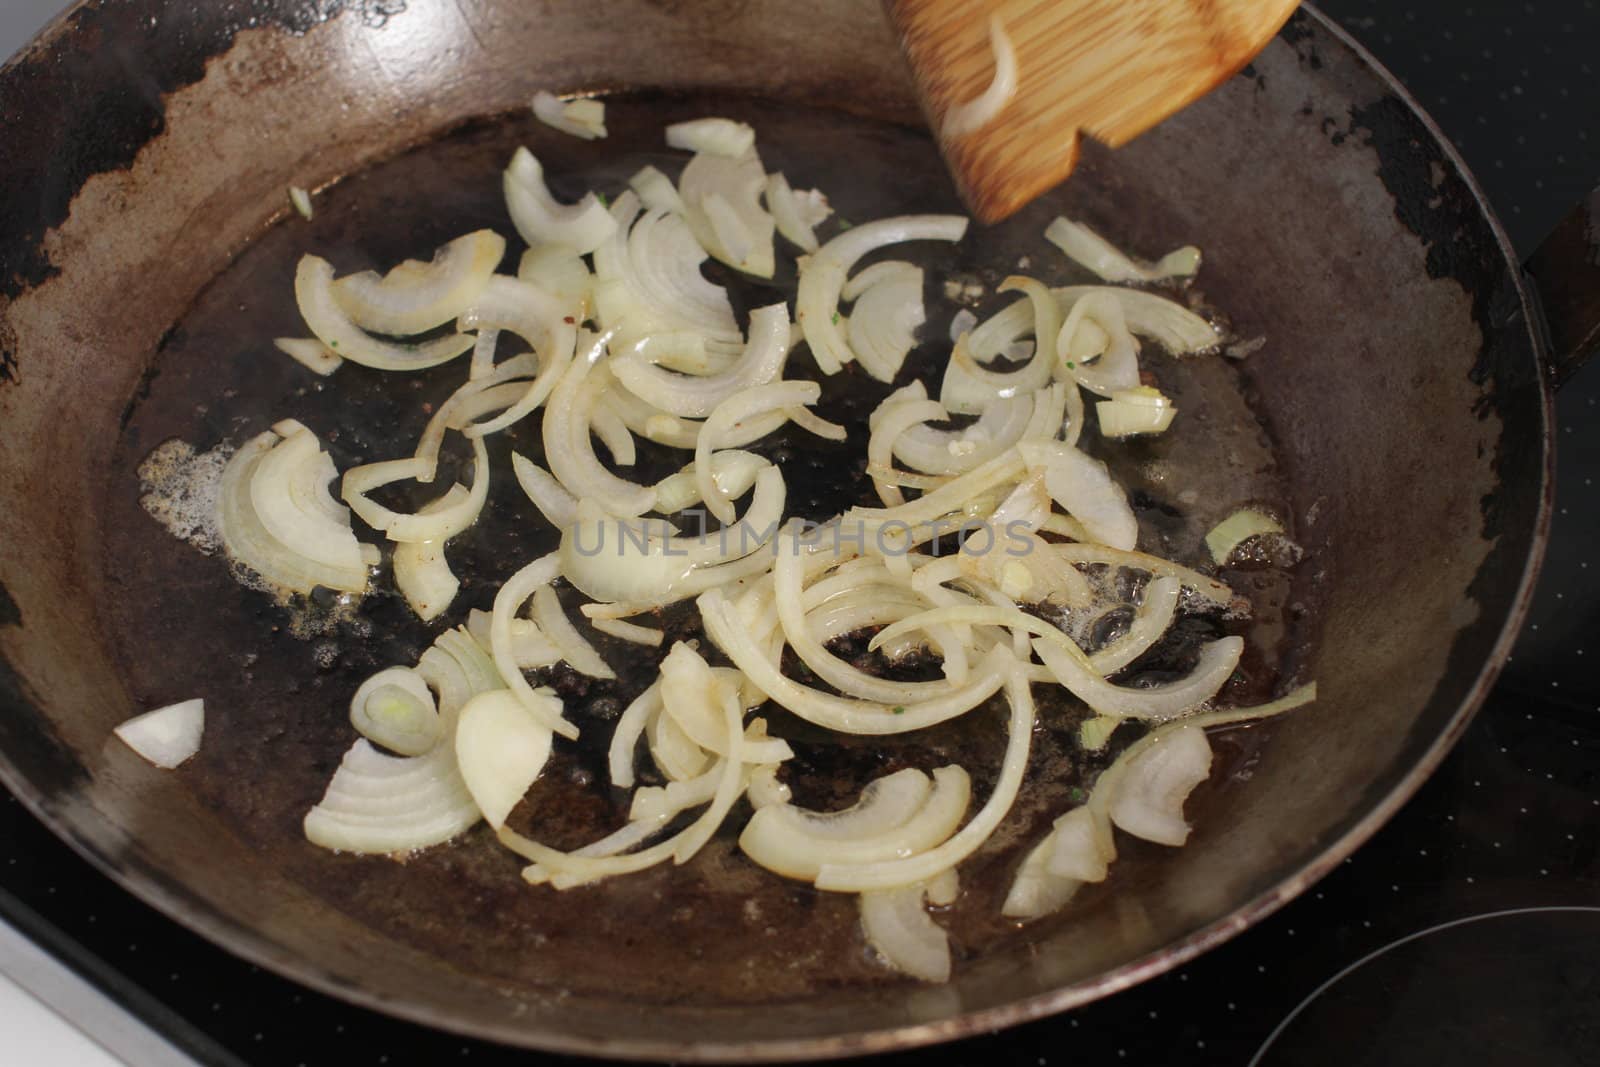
[105,93,1309,1014]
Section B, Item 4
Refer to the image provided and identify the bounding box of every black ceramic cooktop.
[2,2,1598,1064]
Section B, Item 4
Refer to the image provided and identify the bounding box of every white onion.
[332,230,506,336]
[1092,574,1181,675]
[1097,387,1177,437]
[1044,806,1115,881]
[799,215,969,374]
[846,263,924,382]
[740,766,969,881]
[1017,439,1138,550]
[344,434,490,545]
[608,683,661,789]
[392,485,468,621]
[516,244,592,323]
[531,585,615,679]
[532,90,607,140]
[457,276,580,438]
[1058,289,1142,398]
[678,147,775,277]
[1001,832,1083,919]
[456,688,557,829]
[503,147,616,255]
[490,554,579,739]
[610,303,792,418]
[1044,217,1199,283]
[860,878,955,982]
[590,401,637,466]
[349,666,441,757]
[1033,634,1243,721]
[1205,508,1285,564]
[696,380,818,523]
[273,337,342,376]
[652,450,768,513]
[1047,542,1234,606]
[289,185,313,220]
[969,285,1219,363]
[942,14,1018,138]
[628,165,685,213]
[867,392,948,506]
[1107,724,1212,846]
[510,452,578,528]
[114,698,204,769]
[666,117,755,157]
[589,615,663,647]
[466,608,560,670]
[815,665,1034,892]
[294,256,475,372]
[218,426,370,595]
[542,347,657,517]
[765,171,825,252]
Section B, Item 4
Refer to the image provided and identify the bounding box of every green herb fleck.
[838,218,853,230]
[329,340,339,348]
[892,705,906,715]
[1068,786,1086,803]
[597,192,609,207]
[1065,360,1074,368]
[832,311,841,325]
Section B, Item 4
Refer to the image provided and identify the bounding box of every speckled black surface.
[2,2,1599,1064]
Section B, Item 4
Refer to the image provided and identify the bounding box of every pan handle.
[1524,186,1600,389]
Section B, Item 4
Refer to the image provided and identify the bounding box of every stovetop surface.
[2,1,1597,1064]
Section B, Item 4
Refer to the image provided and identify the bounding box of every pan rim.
[0,1,1556,1060]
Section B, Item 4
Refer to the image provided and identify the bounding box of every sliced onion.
[294,256,475,372]
[1044,217,1200,283]
[860,878,955,982]
[456,688,557,829]
[629,165,685,213]
[846,263,924,383]
[289,185,314,220]
[273,337,342,376]
[700,587,1010,734]
[814,665,1034,892]
[218,426,370,595]
[517,244,592,323]
[511,452,578,528]
[740,766,969,881]
[392,485,468,621]
[1044,806,1115,881]
[765,171,827,252]
[344,434,490,545]
[610,303,792,418]
[531,585,615,679]
[678,147,775,277]
[608,683,661,789]
[969,285,1219,363]
[1033,634,1243,721]
[844,447,1025,535]
[942,14,1018,138]
[114,699,204,769]
[532,90,607,140]
[799,215,969,374]
[332,230,505,336]
[1017,439,1137,551]
[458,276,580,438]
[696,380,819,523]
[1205,508,1285,564]
[590,616,664,646]
[1092,574,1181,675]
[542,347,657,517]
[490,554,579,739]
[466,608,560,670]
[652,450,769,513]
[591,400,637,466]
[1097,387,1177,437]
[350,666,441,757]
[1107,723,1212,846]
[503,147,616,254]
[649,697,710,781]
[1047,542,1234,606]
[1001,832,1083,920]
[1057,289,1142,397]
[666,117,755,157]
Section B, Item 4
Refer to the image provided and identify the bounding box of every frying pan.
[0,0,1592,1059]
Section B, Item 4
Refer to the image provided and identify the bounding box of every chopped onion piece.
[532,90,607,140]
[1108,724,1212,846]
[740,767,969,881]
[273,337,342,376]
[456,688,557,829]
[1045,806,1115,881]
[969,285,1219,364]
[590,616,664,646]
[490,554,579,739]
[114,698,204,769]
[948,308,978,342]
[815,666,1034,892]
[332,230,506,336]
[294,256,475,372]
[765,172,826,252]
[504,147,616,255]
[517,244,592,323]
[466,608,560,670]
[666,117,755,158]
[1205,508,1285,565]
[610,303,792,418]
[1091,574,1181,675]
[860,878,954,982]
[942,15,1018,138]
[696,380,818,523]
[343,434,490,544]
[1001,833,1083,920]
[846,263,924,382]
[1097,387,1178,437]
[510,453,577,528]
[457,276,580,438]
[629,165,685,213]
[289,186,313,220]
[1044,217,1200,283]
[392,485,469,621]
[542,347,657,517]
[679,148,775,277]
[1017,439,1138,550]
[531,585,615,679]
[800,215,968,374]
[1033,634,1243,722]
[350,666,441,757]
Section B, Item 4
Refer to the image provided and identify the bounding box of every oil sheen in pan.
[104,92,1311,1002]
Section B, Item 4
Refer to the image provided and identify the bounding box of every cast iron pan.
[0,0,1591,1059]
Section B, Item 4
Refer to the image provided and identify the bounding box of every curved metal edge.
[0,3,1558,1063]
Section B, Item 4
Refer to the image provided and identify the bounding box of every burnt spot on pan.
[0,580,20,629]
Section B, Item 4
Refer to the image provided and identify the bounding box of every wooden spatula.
[884,0,1300,223]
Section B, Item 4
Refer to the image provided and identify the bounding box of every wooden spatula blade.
[886,0,1300,223]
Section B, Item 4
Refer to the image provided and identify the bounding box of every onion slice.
[504,147,616,254]
[114,699,204,769]
[350,667,441,757]
[665,117,755,157]
[294,256,475,372]
[456,688,557,829]
[1044,217,1200,283]
[532,91,607,140]
[860,876,956,982]
[332,230,506,336]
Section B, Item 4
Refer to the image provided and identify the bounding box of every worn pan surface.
[0,0,1554,1060]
